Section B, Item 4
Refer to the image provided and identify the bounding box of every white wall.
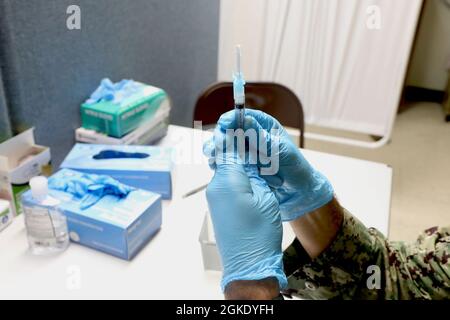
[407,0,450,91]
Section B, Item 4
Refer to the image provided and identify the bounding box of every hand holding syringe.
[184,45,246,199]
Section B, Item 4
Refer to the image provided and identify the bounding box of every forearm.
[289,197,343,259]
[284,206,450,299]
[283,207,383,299]
[224,278,280,300]
[223,199,343,300]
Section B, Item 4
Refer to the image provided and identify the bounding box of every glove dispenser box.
[21,169,162,261]
[60,144,173,199]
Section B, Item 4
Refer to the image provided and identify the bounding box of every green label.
[12,184,30,216]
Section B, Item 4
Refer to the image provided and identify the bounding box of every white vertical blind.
[218,0,422,139]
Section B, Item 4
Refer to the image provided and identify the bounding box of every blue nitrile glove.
[206,150,287,292]
[48,172,134,209]
[85,78,142,105]
[206,109,334,222]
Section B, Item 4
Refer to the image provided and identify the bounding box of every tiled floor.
[305,102,450,242]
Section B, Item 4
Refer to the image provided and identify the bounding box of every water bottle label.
[24,206,56,239]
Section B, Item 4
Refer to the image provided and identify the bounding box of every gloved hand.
[205,151,287,292]
[206,109,334,222]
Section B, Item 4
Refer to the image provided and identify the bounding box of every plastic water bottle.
[22,176,69,255]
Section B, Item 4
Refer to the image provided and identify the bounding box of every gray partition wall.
[0,0,219,165]
[0,72,12,142]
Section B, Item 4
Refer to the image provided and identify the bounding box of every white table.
[0,125,392,300]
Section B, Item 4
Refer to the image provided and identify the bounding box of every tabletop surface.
[0,125,392,299]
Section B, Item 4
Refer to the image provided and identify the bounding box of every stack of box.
[76,82,171,145]
[51,142,172,259]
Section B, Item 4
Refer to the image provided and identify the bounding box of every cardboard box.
[199,212,222,271]
[81,84,168,138]
[0,129,51,216]
[60,144,173,199]
[76,119,169,146]
[21,169,162,260]
[76,99,170,145]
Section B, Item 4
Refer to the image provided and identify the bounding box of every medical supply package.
[60,144,173,199]
[0,199,13,232]
[21,169,162,260]
[0,128,51,216]
[81,81,168,138]
[76,98,170,145]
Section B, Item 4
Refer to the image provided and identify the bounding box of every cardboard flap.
[0,129,36,170]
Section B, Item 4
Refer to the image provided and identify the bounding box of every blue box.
[21,169,162,260]
[60,144,173,199]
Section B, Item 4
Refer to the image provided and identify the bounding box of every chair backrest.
[194,82,304,147]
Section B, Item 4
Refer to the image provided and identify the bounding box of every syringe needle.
[236,45,241,74]
[233,45,245,129]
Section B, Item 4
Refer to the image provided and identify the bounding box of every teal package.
[81,83,167,138]
[60,143,173,199]
[21,169,162,260]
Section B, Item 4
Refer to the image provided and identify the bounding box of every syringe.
[233,45,246,129]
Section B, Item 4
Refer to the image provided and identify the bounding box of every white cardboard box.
[0,129,51,216]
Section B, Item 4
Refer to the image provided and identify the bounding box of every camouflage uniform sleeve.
[282,208,450,300]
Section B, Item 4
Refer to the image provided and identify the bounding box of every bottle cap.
[29,176,48,200]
